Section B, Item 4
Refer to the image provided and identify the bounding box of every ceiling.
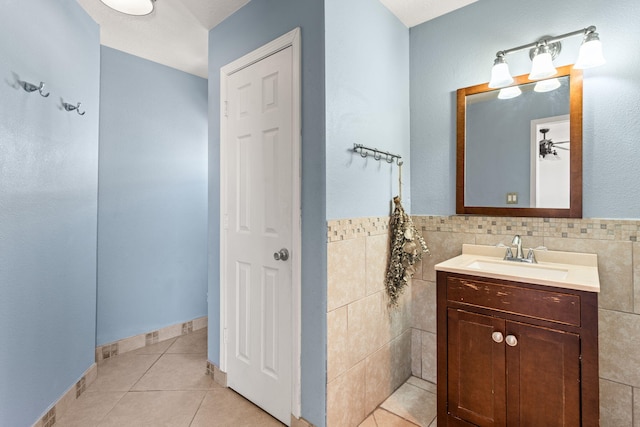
[76,0,478,79]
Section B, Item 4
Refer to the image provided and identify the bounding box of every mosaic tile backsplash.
[328,215,640,242]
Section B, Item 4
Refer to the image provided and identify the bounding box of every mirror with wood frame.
[456,65,583,218]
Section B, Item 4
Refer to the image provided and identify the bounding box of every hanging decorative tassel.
[385,162,429,306]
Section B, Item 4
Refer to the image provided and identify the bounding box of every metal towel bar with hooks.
[352,144,403,166]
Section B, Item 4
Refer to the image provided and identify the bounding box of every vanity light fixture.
[574,31,606,69]
[529,43,558,80]
[489,26,605,89]
[100,0,156,16]
[488,54,513,88]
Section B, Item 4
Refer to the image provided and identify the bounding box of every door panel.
[261,266,279,378]
[236,135,252,232]
[448,309,506,426]
[235,261,252,363]
[506,321,581,427]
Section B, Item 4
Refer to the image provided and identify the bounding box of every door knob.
[273,248,289,261]
[505,335,518,347]
[491,332,504,343]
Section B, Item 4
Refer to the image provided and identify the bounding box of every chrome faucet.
[504,234,537,263]
[512,235,524,259]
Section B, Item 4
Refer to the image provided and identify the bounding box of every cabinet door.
[447,309,506,426]
[505,321,581,427]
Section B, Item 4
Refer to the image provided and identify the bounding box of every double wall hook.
[20,80,50,97]
[62,101,85,116]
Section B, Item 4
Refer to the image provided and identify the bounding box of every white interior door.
[223,45,294,425]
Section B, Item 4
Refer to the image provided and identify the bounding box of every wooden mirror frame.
[456,65,583,218]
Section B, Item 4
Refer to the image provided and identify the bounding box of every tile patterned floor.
[57,329,437,426]
[359,376,438,427]
[56,329,283,427]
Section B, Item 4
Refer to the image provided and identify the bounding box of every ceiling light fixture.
[100,0,156,16]
[488,26,605,89]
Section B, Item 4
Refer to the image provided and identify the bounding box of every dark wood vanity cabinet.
[437,271,599,426]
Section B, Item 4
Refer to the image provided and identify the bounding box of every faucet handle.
[526,248,537,263]
[504,247,514,260]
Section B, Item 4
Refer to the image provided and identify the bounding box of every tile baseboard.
[95,316,208,363]
[207,360,227,387]
[32,363,97,427]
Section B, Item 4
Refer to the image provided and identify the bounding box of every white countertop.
[434,244,600,293]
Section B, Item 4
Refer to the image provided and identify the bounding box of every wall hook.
[63,101,85,116]
[353,143,402,166]
[20,80,49,97]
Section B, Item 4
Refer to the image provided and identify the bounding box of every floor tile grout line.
[128,352,164,391]
[94,391,128,427]
[187,390,210,427]
[125,334,182,391]
[375,407,421,426]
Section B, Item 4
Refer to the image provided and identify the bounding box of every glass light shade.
[534,78,561,93]
[574,34,605,69]
[529,47,557,80]
[100,0,155,15]
[498,86,522,99]
[489,57,514,88]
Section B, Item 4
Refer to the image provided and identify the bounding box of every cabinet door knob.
[491,331,504,343]
[505,335,518,347]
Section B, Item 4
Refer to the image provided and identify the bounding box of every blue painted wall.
[97,47,208,345]
[207,0,327,424]
[325,0,410,219]
[410,0,640,218]
[0,1,100,425]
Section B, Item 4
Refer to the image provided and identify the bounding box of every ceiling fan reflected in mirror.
[539,128,569,159]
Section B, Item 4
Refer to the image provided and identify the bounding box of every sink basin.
[465,260,569,281]
[434,244,600,292]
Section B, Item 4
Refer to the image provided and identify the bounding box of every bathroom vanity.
[435,244,600,426]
